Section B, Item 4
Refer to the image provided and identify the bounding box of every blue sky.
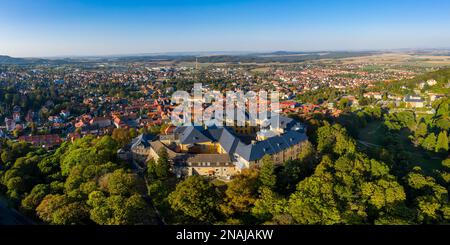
[1,0,450,57]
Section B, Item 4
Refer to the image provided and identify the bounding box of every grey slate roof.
[131,134,155,149]
[178,126,213,144]
[166,114,307,163]
[235,130,307,162]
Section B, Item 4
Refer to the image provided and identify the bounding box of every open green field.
[357,121,442,173]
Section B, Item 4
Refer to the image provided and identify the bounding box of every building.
[5,118,16,132]
[90,117,112,128]
[404,95,425,108]
[427,79,438,86]
[18,134,62,149]
[13,111,21,123]
[363,92,383,100]
[429,93,445,102]
[127,114,308,180]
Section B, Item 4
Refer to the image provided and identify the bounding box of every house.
[113,116,126,128]
[418,82,426,90]
[405,95,425,108]
[13,111,21,123]
[5,118,16,132]
[280,101,300,109]
[60,110,70,118]
[48,116,63,123]
[427,79,438,86]
[90,117,112,128]
[429,93,445,102]
[363,92,383,100]
[75,120,87,128]
[388,95,403,101]
[18,134,62,149]
[129,134,158,164]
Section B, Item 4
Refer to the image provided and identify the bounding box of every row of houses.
[363,92,446,108]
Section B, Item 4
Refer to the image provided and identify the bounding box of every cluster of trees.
[162,123,450,224]
[0,136,156,225]
[2,104,450,225]
[414,99,450,153]
[0,79,89,123]
[379,99,450,155]
[374,68,450,95]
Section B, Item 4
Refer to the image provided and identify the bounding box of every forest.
[1,99,450,225]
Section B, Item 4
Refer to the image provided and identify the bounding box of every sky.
[1,0,450,57]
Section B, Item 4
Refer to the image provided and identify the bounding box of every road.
[357,140,382,148]
[0,196,35,225]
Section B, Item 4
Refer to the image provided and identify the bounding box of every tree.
[298,141,317,166]
[288,176,342,225]
[168,176,219,223]
[415,122,428,138]
[435,131,449,153]
[317,124,356,156]
[36,194,88,225]
[88,191,155,225]
[288,152,406,225]
[111,128,132,147]
[422,133,437,151]
[156,148,170,179]
[103,169,145,196]
[259,155,276,189]
[220,168,260,218]
[21,184,50,214]
[406,170,450,224]
[146,158,158,180]
[338,98,351,110]
[251,187,287,223]
[129,128,138,139]
[442,159,450,170]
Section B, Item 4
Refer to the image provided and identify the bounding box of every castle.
[126,113,308,180]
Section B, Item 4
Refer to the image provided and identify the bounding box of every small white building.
[5,118,16,132]
[404,95,425,108]
[427,79,438,86]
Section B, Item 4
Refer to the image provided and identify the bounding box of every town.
[1,52,448,153]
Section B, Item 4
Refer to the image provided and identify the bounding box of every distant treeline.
[0,51,379,66]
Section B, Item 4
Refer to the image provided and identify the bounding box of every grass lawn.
[357,121,385,145]
[357,121,443,173]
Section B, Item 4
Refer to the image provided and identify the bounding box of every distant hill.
[0,51,380,65]
[0,55,30,65]
[0,55,69,66]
